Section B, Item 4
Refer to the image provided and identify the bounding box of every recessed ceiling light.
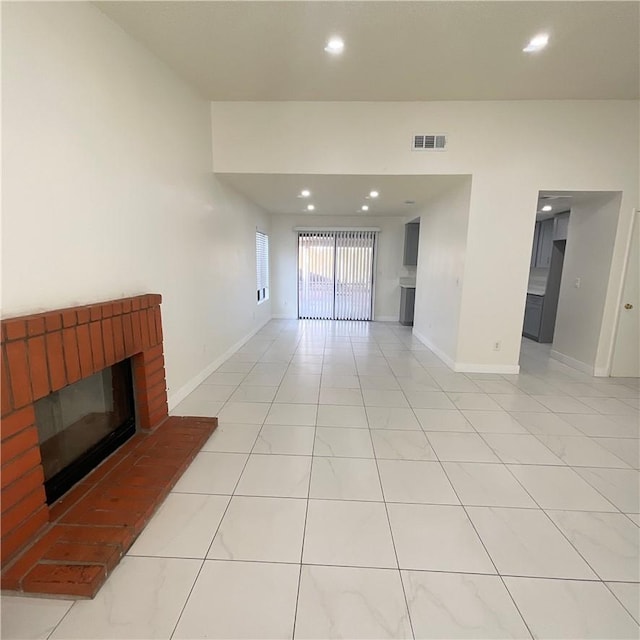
[541,205,553,212]
[307,204,315,211]
[369,190,379,198]
[361,205,369,211]
[300,189,311,198]
[523,33,549,53]
[324,37,344,55]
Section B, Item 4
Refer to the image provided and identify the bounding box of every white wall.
[270,214,409,320]
[211,101,639,373]
[2,3,271,407]
[412,179,472,367]
[552,193,622,373]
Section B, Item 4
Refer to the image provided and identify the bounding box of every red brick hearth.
[0,294,216,598]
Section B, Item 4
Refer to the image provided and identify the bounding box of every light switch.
[574,277,581,288]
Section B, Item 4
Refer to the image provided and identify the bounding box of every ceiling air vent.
[412,134,447,151]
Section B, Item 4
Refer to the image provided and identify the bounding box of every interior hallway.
[2,319,639,639]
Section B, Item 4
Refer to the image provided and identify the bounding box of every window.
[256,231,269,303]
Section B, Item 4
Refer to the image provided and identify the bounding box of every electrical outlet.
[574,277,581,288]
[493,341,501,351]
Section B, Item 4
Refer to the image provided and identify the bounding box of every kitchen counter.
[527,268,548,297]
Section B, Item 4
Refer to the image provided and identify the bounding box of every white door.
[610,210,639,377]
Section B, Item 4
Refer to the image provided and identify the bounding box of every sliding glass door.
[298,230,376,321]
[298,232,336,320]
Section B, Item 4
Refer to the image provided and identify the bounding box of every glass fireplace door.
[34,359,135,503]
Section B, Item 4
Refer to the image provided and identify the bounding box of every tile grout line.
[106,552,640,584]
[432,433,537,640]
[496,454,630,588]
[389,347,539,639]
[471,426,631,518]
[168,328,295,639]
[166,487,638,515]
[45,596,76,640]
[601,580,640,625]
[291,332,324,639]
[368,344,417,639]
[167,449,251,639]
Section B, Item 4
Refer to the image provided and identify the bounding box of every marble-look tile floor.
[2,321,639,639]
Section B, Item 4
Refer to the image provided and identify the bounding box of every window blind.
[335,230,376,321]
[256,231,269,303]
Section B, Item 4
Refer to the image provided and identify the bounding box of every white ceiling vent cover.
[412,134,447,151]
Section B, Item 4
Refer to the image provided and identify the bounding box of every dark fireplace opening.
[34,359,136,505]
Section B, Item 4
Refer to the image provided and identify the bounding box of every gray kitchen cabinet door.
[536,219,554,268]
[523,295,543,339]
[530,222,541,268]
[553,212,569,241]
[403,223,420,266]
[399,287,416,326]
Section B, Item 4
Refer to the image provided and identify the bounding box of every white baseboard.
[412,329,520,374]
[167,317,271,410]
[550,349,594,375]
[593,367,610,378]
[271,313,297,319]
[375,315,397,322]
[453,362,521,375]
[412,329,456,370]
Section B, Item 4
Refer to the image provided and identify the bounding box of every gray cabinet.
[523,294,544,339]
[399,287,415,326]
[531,219,554,268]
[537,219,554,268]
[554,212,569,241]
[530,223,540,268]
[523,239,566,342]
[403,223,420,266]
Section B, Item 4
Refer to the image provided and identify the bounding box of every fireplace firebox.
[34,360,135,504]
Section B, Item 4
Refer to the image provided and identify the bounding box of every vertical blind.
[256,231,269,302]
[298,232,335,319]
[298,230,376,321]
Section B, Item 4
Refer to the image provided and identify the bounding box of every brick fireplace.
[1,294,216,597]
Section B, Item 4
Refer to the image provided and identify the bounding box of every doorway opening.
[522,195,570,345]
[297,230,376,320]
[520,190,624,376]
